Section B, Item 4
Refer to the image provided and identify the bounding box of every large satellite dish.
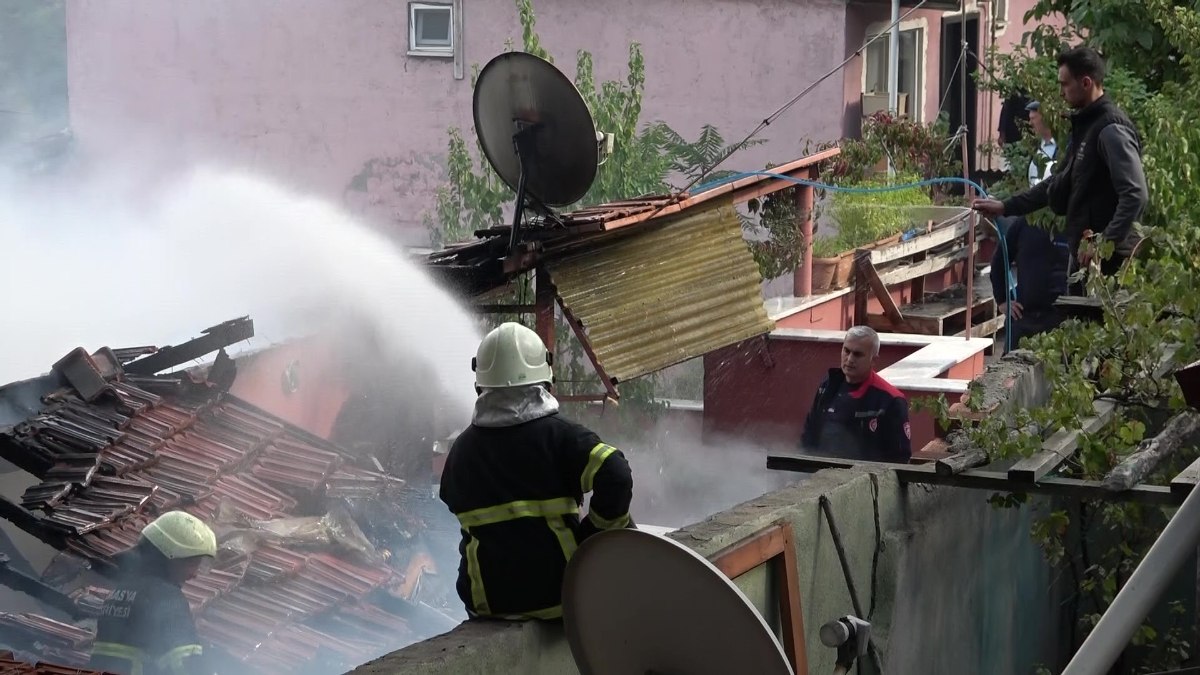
[473,51,601,250]
[563,528,795,675]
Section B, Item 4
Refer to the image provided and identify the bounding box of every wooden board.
[871,218,972,265]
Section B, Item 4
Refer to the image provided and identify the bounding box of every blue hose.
[704,171,1015,353]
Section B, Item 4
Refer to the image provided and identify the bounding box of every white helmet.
[472,322,553,388]
[141,511,217,559]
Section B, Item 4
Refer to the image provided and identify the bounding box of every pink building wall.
[64,0,849,247]
[840,0,1048,169]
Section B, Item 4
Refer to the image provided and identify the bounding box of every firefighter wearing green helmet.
[439,322,635,620]
[89,510,216,675]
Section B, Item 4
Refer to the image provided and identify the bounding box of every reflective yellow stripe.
[465,534,490,615]
[547,515,578,561]
[92,642,144,675]
[524,604,563,619]
[157,644,203,675]
[587,510,631,530]
[580,443,618,494]
[456,497,579,528]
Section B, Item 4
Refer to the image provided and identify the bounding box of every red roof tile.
[0,355,448,673]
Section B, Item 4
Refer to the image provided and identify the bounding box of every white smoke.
[0,162,481,419]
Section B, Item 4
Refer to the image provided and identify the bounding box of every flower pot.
[811,254,854,292]
[809,232,905,292]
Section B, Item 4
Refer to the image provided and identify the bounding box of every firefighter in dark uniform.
[439,322,634,620]
[800,326,912,463]
[89,510,216,675]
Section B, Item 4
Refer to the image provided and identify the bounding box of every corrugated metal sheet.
[548,202,774,383]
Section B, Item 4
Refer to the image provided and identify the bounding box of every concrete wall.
[351,467,1062,674]
[64,0,848,246]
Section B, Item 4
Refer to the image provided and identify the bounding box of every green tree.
[927,2,1200,669]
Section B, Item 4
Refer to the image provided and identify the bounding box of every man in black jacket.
[800,326,911,463]
[991,216,1071,351]
[440,322,634,621]
[973,46,1148,276]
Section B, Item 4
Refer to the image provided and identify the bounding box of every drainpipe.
[1061,483,1200,674]
[794,174,816,298]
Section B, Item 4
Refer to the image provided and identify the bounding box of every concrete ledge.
[351,458,1061,675]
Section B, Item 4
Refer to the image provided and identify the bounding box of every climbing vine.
[921,2,1200,669]
[426,0,747,414]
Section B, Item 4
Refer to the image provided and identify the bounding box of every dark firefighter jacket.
[801,369,912,463]
[89,546,204,675]
[439,386,634,620]
[1002,95,1147,261]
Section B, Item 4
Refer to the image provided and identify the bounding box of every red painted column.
[793,170,816,298]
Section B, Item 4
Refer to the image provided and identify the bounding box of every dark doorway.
[940,16,980,192]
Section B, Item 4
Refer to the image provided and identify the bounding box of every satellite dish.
[563,528,795,675]
[473,51,600,249]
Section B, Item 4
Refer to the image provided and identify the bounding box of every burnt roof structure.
[0,320,459,674]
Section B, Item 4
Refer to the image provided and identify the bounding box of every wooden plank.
[955,312,1005,338]
[766,453,1182,505]
[1008,399,1118,481]
[709,524,808,674]
[776,525,810,675]
[710,525,787,577]
[871,218,971,264]
[1171,456,1200,495]
[877,245,973,287]
[854,250,870,326]
[855,252,910,330]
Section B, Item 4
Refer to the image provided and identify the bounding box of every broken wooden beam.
[936,448,989,476]
[855,250,910,331]
[1104,411,1200,491]
[124,317,254,375]
[1008,399,1118,482]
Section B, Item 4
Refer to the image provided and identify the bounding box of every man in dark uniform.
[439,322,634,621]
[974,46,1148,277]
[89,510,216,675]
[800,326,912,463]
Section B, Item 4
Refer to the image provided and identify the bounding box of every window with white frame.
[863,26,925,121]
[991,0,1009,26]
[409,2,453,56]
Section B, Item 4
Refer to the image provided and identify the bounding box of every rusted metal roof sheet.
[548,201,774,383]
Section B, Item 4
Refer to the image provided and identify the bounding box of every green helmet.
[472,322,553,388]
[141,511,217,559]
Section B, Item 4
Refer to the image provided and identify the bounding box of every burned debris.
[0,319,461,674]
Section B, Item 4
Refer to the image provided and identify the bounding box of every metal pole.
[887,0,900,178]
[888,0,900,116]
[1062,482,1200,675]
[958,0,974,340]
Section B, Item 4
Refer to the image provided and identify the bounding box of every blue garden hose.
[701,171,1015,352]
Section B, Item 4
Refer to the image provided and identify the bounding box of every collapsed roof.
[0,318,461,674]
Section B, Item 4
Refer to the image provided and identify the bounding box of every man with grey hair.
[800,326,912,462]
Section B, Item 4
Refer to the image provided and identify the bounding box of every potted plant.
[808,174,932,291]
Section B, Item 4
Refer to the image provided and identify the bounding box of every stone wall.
[352,465,1062,674]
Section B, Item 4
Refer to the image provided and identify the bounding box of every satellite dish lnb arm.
[507,120,544,252]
